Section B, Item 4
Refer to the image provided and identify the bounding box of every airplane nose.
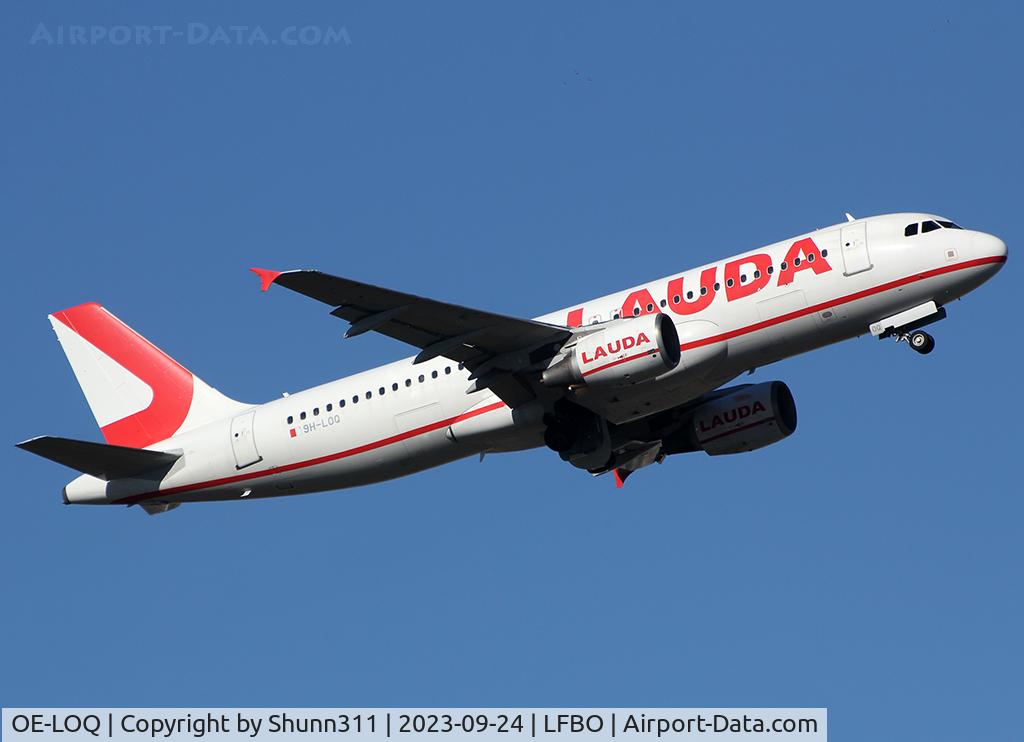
[974,232,1008,264]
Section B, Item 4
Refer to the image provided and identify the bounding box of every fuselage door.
[840,222,873,276]
[230,410,262,469]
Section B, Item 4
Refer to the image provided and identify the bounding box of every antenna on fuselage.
[845,212,856,222]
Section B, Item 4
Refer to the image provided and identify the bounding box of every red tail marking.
[613,469,625,489]
[250,268,282,292]
[51,303,194,448]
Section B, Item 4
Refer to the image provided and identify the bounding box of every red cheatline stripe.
[120,254,1005,504]
[582,348,658,377]
[698,416,777,445]
[679,256,1006,353]
[114,400,507,504]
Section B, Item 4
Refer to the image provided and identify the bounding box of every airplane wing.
[252,268,572,406]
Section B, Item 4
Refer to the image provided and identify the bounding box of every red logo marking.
[699,400,768,434]
[777,238,832,287]
[620,288,660,318]
[724,253,773,301]
[564,237,834,326]
[251,267,283,292]
[667,266,717,315]
[51,303,194,448]
[581,332,651,364]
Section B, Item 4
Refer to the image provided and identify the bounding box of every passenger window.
[922,220,941,233]
[326,403,332,412]
[365,391,372,400]
[313,407,319,416]
[905,223,919,237]
[445,367,451,375]
[405,379,412,387]
[300,411,307,420]
[339,399,345,408]
[287,416,293,424]
[392,382,399,391]
[352,395,359,404]
[431,370,438,379]
[418,374,425,383]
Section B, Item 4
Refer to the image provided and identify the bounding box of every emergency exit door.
[840,222,873,276]
[230,411,262,469]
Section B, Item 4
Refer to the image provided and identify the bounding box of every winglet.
[613,468,625,489]
[250,268,282,292]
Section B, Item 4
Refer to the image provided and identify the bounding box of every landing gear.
[542,402,613,470]
[543,421,576,453]
[907,330,935,355]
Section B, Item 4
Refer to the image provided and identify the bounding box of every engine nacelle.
[691,381,797,455]
[542,314,681,388]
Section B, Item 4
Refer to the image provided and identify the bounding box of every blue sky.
[1,1,1020,739]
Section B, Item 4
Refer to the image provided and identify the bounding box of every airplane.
[17,212,1006,514]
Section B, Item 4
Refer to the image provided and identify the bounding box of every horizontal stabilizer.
[16,436,181,481]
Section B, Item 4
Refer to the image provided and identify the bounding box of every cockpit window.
[906,219,963,237]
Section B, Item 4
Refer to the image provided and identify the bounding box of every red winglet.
[613,469,625,489]
[250,267,282,292]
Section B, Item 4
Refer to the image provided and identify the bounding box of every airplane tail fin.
[47,302,249,448]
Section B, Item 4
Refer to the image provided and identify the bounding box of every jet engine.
[542,314,680,388]
[661,381,798,456]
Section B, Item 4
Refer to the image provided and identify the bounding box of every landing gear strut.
[906,330,935,355]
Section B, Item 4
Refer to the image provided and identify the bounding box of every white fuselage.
[64,213,1007,506]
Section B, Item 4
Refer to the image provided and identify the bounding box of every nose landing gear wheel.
[908,331,935,355]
